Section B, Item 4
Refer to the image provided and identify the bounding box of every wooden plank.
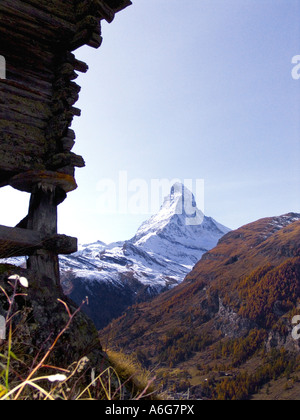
[74,59,89,73]
[0,80,52,102]
[0,107,48,129]
[95,0,115,22]
[0,224,77,257]
[43,234,77,255]
[104,0,132,14]
[0,14,69,46]
[46,152,85,170]
[76,0,131,22]
[0,97,52,123]
[26,185,59,283]
[5,68,54,98]
[9,171,77,194]
[23,0,76,23]
[0,224,42,250]
[0,0,76,34]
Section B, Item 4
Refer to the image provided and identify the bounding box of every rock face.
[61,183,230,329]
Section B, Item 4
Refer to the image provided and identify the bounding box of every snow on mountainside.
[61,183,230,288]
[60,183,231,328]
[132,183,230,266]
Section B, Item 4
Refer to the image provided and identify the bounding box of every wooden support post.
[26,183,60,285]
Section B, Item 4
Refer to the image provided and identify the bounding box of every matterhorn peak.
[60,182,231,329]
[163,182,204,227]
[164,182,195,204]
[133,183,202,244]
[131,183,230,265]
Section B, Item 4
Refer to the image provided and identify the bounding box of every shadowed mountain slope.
[100,213,300,399]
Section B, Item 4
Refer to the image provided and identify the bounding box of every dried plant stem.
[13,299,86,400]
[5,325,12,390]
[1,375,64,401]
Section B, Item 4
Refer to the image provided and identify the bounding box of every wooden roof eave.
[71,0,132,51]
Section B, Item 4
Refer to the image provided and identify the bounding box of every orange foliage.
[238,258,300,327]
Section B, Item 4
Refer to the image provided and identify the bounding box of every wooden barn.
[0,0,131,285]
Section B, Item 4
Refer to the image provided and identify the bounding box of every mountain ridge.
[100,212,300,399]
[61,183,230,329]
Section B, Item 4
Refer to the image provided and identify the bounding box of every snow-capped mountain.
[132,183,230,266]
[60,183,230,329]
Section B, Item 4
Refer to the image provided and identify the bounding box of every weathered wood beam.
[0,224,41,256]
[0,0,76,36]
[26,184,60,284]
[0,225,77,258]
[46,152,85,170]
[0,0,132,289]
[106,0,133,14]
[0,80,52,102]
[94,0,116,22]
[9,171,77,194]
[24,0,76,23]
[74,59,89,74]
[0,106,49,129]
[76,0,132,23]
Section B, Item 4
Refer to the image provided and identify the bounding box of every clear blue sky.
[1,0,300,244]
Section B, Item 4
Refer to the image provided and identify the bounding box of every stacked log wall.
[0,0,131,280]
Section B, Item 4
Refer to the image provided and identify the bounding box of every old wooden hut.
[0,0,131,285]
